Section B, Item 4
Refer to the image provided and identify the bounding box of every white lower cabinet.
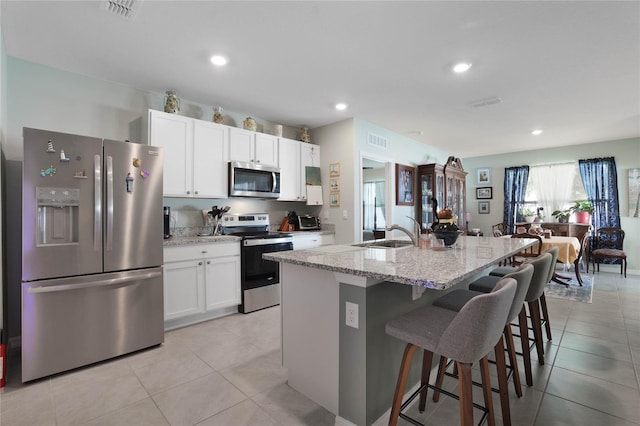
[164,242,240,324]
[292,233,335,250]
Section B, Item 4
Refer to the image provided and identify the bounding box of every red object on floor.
[0,342,5,388]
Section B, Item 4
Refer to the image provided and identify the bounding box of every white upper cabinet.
[277,138,321,202]
[278,138,302,201]
[147,110,229,198]
[148,111,192,197]
[193,120,229,198]
[229,128,278,167]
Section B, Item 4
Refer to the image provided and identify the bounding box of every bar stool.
[431,264,534,425]
[482,253,553,386]
[386,279,517,426]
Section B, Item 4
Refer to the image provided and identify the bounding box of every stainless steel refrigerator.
[21,127,164,382]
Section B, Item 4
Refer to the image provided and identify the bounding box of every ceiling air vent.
[468,97,503,108]
[103,0,141,19]
[367,132,388,149]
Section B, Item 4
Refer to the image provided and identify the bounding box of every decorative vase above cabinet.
[417,157,467,233]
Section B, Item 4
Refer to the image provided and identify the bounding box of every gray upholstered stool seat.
[386,279,517,426]
[490,247,559,343]
[431,264,534,425]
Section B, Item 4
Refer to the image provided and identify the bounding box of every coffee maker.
[163,206,171,239]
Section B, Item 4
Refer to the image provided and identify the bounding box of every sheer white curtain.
[529,163,575,218]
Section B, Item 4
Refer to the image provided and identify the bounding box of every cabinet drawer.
[164,242,240,263]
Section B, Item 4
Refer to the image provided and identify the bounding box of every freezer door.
[103,140,163,272]
[22,268,164,382]
[22,128,103,281]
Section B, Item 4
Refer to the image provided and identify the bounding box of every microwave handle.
[272,172,277,193]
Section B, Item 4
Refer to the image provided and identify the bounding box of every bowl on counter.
[432,230,463,246]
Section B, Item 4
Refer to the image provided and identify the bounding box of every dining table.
[502,234,583,285]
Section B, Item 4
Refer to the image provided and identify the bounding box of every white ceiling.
[2,1,639,158]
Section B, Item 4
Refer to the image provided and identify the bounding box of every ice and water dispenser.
[36,187,79,246]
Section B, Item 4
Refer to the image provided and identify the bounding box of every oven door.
[242,238,293,290]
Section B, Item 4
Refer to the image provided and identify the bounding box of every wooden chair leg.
[389,343,419,426]
[539,293,552,341]
[574,259,584,286]
[457,361,477,426]
[494,336,511,426]
[418,349,434,412]
[504,326,522,397]
[432,356,448,402]
[518,307,533,386]
[478,357,496,426]
[528,300,545,365]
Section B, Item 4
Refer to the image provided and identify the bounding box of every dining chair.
[507,234,543,266]
[492,223,507,237]
[386,279,517,426]
[572,231,591,286]
[591,227,627,277]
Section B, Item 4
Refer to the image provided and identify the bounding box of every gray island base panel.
[264,236,534,426]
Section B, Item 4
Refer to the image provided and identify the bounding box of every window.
[524,162,586,220]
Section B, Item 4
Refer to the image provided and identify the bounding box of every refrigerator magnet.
[40,166,56,177]
[59,150,70,162]
[126,173,134,193]
[46,139,56,153]
[132,157,141,167]
[140,169,150,179]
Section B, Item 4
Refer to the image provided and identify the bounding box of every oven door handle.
[244,237,293,246]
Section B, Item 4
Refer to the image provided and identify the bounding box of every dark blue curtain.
[578,157,620,230]
[579,157,621,265]
[503,166,529,234]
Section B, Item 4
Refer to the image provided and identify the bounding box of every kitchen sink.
[353,239,414,249]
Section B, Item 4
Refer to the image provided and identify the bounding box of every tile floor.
[1,271,639,425]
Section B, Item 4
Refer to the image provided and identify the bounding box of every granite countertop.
[263,236,534,290]
[163,235,241,247]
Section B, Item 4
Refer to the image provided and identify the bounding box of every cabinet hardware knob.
[207,261,211,264]
[195,190,199,194]
[198,262,203,266]
[202,251,208,253]
[186,191,191,194]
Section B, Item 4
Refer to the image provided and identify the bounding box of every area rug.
[544,275,594,303]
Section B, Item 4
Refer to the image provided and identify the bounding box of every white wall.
[0,7,5,335]
[463,138,640,273]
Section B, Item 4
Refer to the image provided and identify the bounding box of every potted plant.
[519,207,536,223]
[571,200,593,224]
[551,209,571,223]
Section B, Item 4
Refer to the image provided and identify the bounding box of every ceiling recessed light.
[335,103,348,111]
[210,55,227,66]
[531,129,543,135]
[453,62,472,73]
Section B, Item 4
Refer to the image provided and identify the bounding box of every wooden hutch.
[417,156,467,233]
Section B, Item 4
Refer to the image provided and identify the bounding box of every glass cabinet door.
[420,174,433,231]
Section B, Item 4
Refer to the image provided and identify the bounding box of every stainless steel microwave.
[229,161,281,199]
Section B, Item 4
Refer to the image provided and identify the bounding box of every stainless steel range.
[220,213,293,313]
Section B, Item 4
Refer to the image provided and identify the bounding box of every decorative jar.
[164,91,180,114]
[243,117,257,131]
[213,106,224,124]
[300,126,311,143]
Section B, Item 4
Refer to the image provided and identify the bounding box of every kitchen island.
[264,236,533,426]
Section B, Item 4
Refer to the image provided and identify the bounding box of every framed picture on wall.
[395,163,415,206]
[478,201,490,214]
[476,187,492,199]
[476,168,492,185]
[330,192,341,207]
[329,163,341,177]
[330,178,340,192]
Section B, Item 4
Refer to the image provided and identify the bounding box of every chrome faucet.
[386,216,421,246]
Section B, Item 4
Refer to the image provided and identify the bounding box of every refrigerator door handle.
[27,271,162,294]
[94,154,102,251]
[106,155,114,251]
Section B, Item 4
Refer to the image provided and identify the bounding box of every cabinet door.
[299,143,321,201]
[255,133,279,166]
[163,260,205,320]
[229,128,254,163]
[278,138,301,200]
[149,111,192,196]
[205,255,241,311]
[193,121,229,198]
